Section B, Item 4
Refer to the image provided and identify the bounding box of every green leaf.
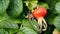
[53,15,60,31]
[30,19,39,32]
[20,26,38,34]
[0,15,19,29]
[16,30,25,34]
[0,29,9,34]
[7,0,23,18]
[0,20,19,29]
[21,19,39,32]
[6,29,18,34]
[24,0,38,10]
[0,14,9,24]
[0,13,21,24]
[21,19,32,28]
[27,0,38,1]
[0,0,10,14]
[2,22,18,29]
[0,22,19,34]
[7,18,22,24]
[55,2,60,14]
[38,2,49,9]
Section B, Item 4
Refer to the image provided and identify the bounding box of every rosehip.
[32,7,47,33]
[32,7,47,19]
